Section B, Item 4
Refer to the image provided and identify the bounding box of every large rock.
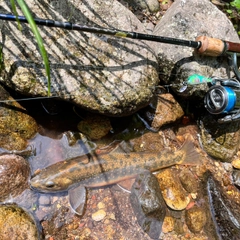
[0,0,159,116]
[199,115,240,162]
[0,204,41,240]
[152,0,240,97]
[125,0,160,13]
[0,85,38,151]
[0,154,30,201]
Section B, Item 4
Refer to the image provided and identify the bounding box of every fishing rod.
[2,13,240,123]
[1,13,240,57]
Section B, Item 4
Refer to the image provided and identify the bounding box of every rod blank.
[0,14,201,49]
[1,14,240,56]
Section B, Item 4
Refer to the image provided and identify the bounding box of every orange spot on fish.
[34,168,41,175]
[186,201,195,210]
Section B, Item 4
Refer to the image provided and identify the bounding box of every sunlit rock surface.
[0,204,41,240]
[152,0,239,98]
[0,0,159,116]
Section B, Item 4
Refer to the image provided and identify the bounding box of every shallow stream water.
[3,96,240,240]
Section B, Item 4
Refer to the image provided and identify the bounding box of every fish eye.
[45,181,55,188]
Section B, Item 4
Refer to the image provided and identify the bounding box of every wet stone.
[0,85,38,151]
[91,209,107,222]
[199,115,240,162]
[156,169,190,210]
[222,162,233,172]
[152,0,239,98]
[162,216,174,233]
[174,218,184,235]
[0,131,27,151]
[232,169,240,189]
[130,171,166,240]
[207,175,240,239]
[0,203,41,240]
[77,113,112,140]
[137,92,184,130]
[97,201,105,209]
[0,154,30,201]
[179,168,199,193]
[38,195,51,206]
[80,228,92,238]
[151,93,184,129]
[185,205,207,233]
[231,158,240,170]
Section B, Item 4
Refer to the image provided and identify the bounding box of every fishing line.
[0,95,59,103]
[0,73,214,103]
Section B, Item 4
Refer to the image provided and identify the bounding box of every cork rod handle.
[196,36,240,56]
[196,36,225,56]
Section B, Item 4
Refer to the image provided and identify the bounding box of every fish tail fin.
[178,140,202,166]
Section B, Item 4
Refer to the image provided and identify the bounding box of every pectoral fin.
[68,185,86,216]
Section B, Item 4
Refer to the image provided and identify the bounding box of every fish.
[30,139,201,193]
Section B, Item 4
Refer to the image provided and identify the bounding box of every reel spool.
[204,80,240,122]
[204,85,238,114]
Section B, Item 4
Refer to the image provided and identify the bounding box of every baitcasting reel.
[204,53,240,123]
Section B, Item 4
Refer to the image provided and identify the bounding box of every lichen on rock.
[0,0,159,116]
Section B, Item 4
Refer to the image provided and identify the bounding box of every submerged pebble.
[231,158,240,170]
[77,114,112,140]
[185,205,207,233]
[38,195,51,206]
[156,169,190,210]
[91,209,107,221]
[0,154,30,201]
[162,216,174,233]
[130,171,166,239]
[179,168,199,193]
[0,203,41,240]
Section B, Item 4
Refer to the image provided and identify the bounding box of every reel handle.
[196,36,240,57]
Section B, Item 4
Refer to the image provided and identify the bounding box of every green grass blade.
[10,0,22,30]
[16,0,51,96]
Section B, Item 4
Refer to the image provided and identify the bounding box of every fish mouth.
[30,184,46,193]
[30,184,66,193]
[29,180,54,193]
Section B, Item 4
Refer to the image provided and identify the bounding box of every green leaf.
[10,0,22,30]
[231,0,240,10]
[16,0,51,96]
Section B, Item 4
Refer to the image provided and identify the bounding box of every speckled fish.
[30,139,200,193]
